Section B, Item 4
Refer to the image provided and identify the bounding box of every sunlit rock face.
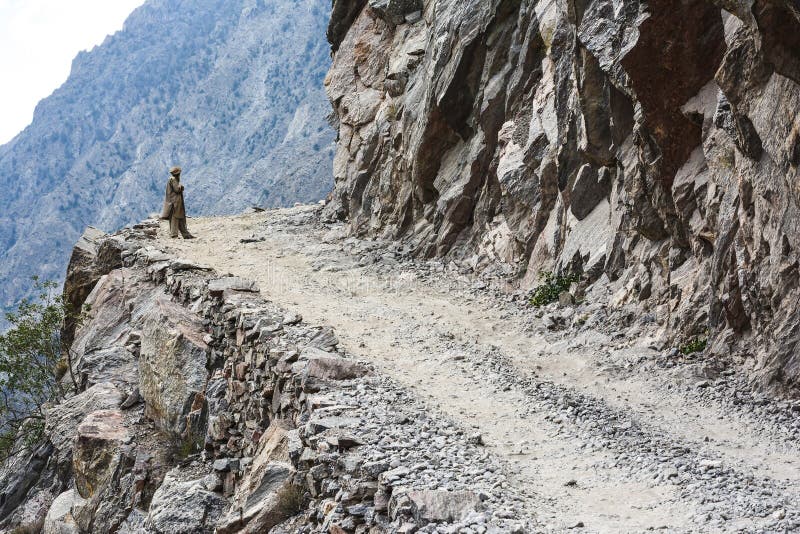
[323,0,800,391]
[139,298,209,436]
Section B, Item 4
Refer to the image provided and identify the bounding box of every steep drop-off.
[323,0,800,391]
[0,0,334,321]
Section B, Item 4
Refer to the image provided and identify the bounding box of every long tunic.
[160,176,185,219]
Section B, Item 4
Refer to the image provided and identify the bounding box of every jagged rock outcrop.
[0,0,335,327]
[145,469,227,534]
[323,0,800,392]
[215,423,296,533]
[139,298,209,436]
[61,227,125,348]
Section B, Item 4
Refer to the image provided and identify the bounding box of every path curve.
[159,206,800,533]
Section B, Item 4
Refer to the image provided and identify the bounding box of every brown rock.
[235,362,249,380]
[73,410,130,499]
[139,298,209,435]
[45,382,125,465]
[216,423,299,534]
[302,348,369,381]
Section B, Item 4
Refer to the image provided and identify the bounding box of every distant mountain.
[0,0,334,321]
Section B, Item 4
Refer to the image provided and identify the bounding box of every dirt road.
[159,206,799,532]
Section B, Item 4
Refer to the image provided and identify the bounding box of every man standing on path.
[160,166,195,239]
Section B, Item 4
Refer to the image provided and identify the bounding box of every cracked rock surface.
[324,0,800,393]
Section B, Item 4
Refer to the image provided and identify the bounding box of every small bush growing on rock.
[0,278,80,460]
[529,272,580,307]
[178,432,204,459]
[680,336,708,355]
[54,358,69,380]
[386,102,399,121]
[165,429,204,461]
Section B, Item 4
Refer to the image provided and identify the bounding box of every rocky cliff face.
[0,0,334,323]
[323,0,800,392]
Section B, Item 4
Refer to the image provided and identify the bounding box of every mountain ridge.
[0,0,335,321]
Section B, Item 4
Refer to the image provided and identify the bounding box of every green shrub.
[679,336,708,355]
[165,429,204,462]
[54,358,69,380]
[386,102,399,121]
[176,436,201,459]
[0,278,80,461]
[529,272,580,307]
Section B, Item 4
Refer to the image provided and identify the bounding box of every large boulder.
[216,423,298,534]
[43,489,84,534]
[139,297,209,435]
[73,445,171,534]
[72,447,137,534]
[69,409,141,533]
[45,382,126,464]
[62,228,124,347]
[73,410,131,499]
[146,469,227,534]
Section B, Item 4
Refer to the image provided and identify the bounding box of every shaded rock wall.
[323,0,800,392]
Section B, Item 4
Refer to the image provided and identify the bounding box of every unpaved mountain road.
[160,206,799,533]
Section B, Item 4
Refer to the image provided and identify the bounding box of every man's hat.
[170,166,182,176]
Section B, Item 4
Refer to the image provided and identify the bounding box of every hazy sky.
[0,0,145,144]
